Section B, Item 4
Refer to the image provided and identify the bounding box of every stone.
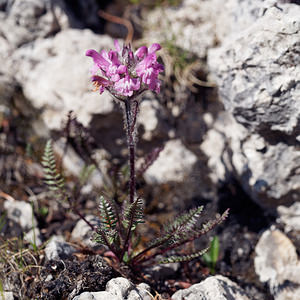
[71,215,100,248]
[277,202,300,232]
[138,98,169,141]
[106,277,151,300]
[201,110,300,209]
[45,235,76,260]
[146,0,217,58]
[24,227,42,247]
[0,0,71,48]
[128,283,152,300]
[205,2,300,208]
[171,275,250,300]
[53,138,104,189]
[254,229,300,300]
[208,4,300,138]
[144,139,197,184]
[4,199,37,231]
[73,291,118,300]
[10,29,115,130]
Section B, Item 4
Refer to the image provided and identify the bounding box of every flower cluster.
[86,41,164,98]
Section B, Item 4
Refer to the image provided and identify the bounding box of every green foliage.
[202,236,220,274]
[159,247,209,264]
[122,197,144,231]
[42,140,65,196]
[99,196,118,230]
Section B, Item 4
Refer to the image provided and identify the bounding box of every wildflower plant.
[42,40,228,269]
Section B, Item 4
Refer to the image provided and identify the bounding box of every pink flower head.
[86,41,163,98]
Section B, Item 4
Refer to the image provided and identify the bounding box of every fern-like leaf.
[42,140,65,194]
[159,247,209,264]
[147,206,203,249]
[123,198,144,231]
[94,227,117,246]
[98,196,118,230]
[167,209,230,250]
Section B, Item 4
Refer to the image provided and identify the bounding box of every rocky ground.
[0,0,300,299]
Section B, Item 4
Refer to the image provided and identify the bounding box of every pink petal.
[135,46,148,59]
[148,43,161,54]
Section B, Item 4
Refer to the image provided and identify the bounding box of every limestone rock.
[71,215,100,248]
[208,4,300,138]
[73,279,151,300]
[255,229,300,300]
[106,278,151,300]
[10,29,115,130]
[4,199,37,231]
[138,98,169,141]
[201,112,300,208]
[144,139,197,184]
[45,235,76,260]
[0,0,70,48]
[72,291,117,300]
[277,202,300,232]
[172,275,250,300]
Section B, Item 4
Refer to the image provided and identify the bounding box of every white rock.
[45,235,76,260]
[0,0,71,48]
[71,215,99,248]
[11,29,115,130]
[72,291,117,300]
[106,278,151,300]
[24,227,42,247]
[128,283,152,300]
[255,229,300,300]
[138,98,168,141]
[144,139,197,184]
[277,202,300,232]
[172,275,250,300]
[4,199,37,231]
[106,277,133,299]
[209,4,300,137]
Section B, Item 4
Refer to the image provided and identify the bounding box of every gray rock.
[208,4,300,138]
[277,202,300,232]
[127,283,152,300]
[106,278,151,300]
[24,227,42,247]
[4,199,37,231]
[45,235,76,260]
[72,291,117,300]
[171,275,250,300]
[9,29,115,130]
[201,112,300,208]
[0,0,70,48]
[254,229,300,300]
[72,280,151,300]
[138,98,169,141]
[71,215,100,248]
[205,3,300,208]
[144,139,197,184]
[53,138,104,189]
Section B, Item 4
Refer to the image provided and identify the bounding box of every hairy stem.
[121,98,139,261]
[124,99,137,204]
